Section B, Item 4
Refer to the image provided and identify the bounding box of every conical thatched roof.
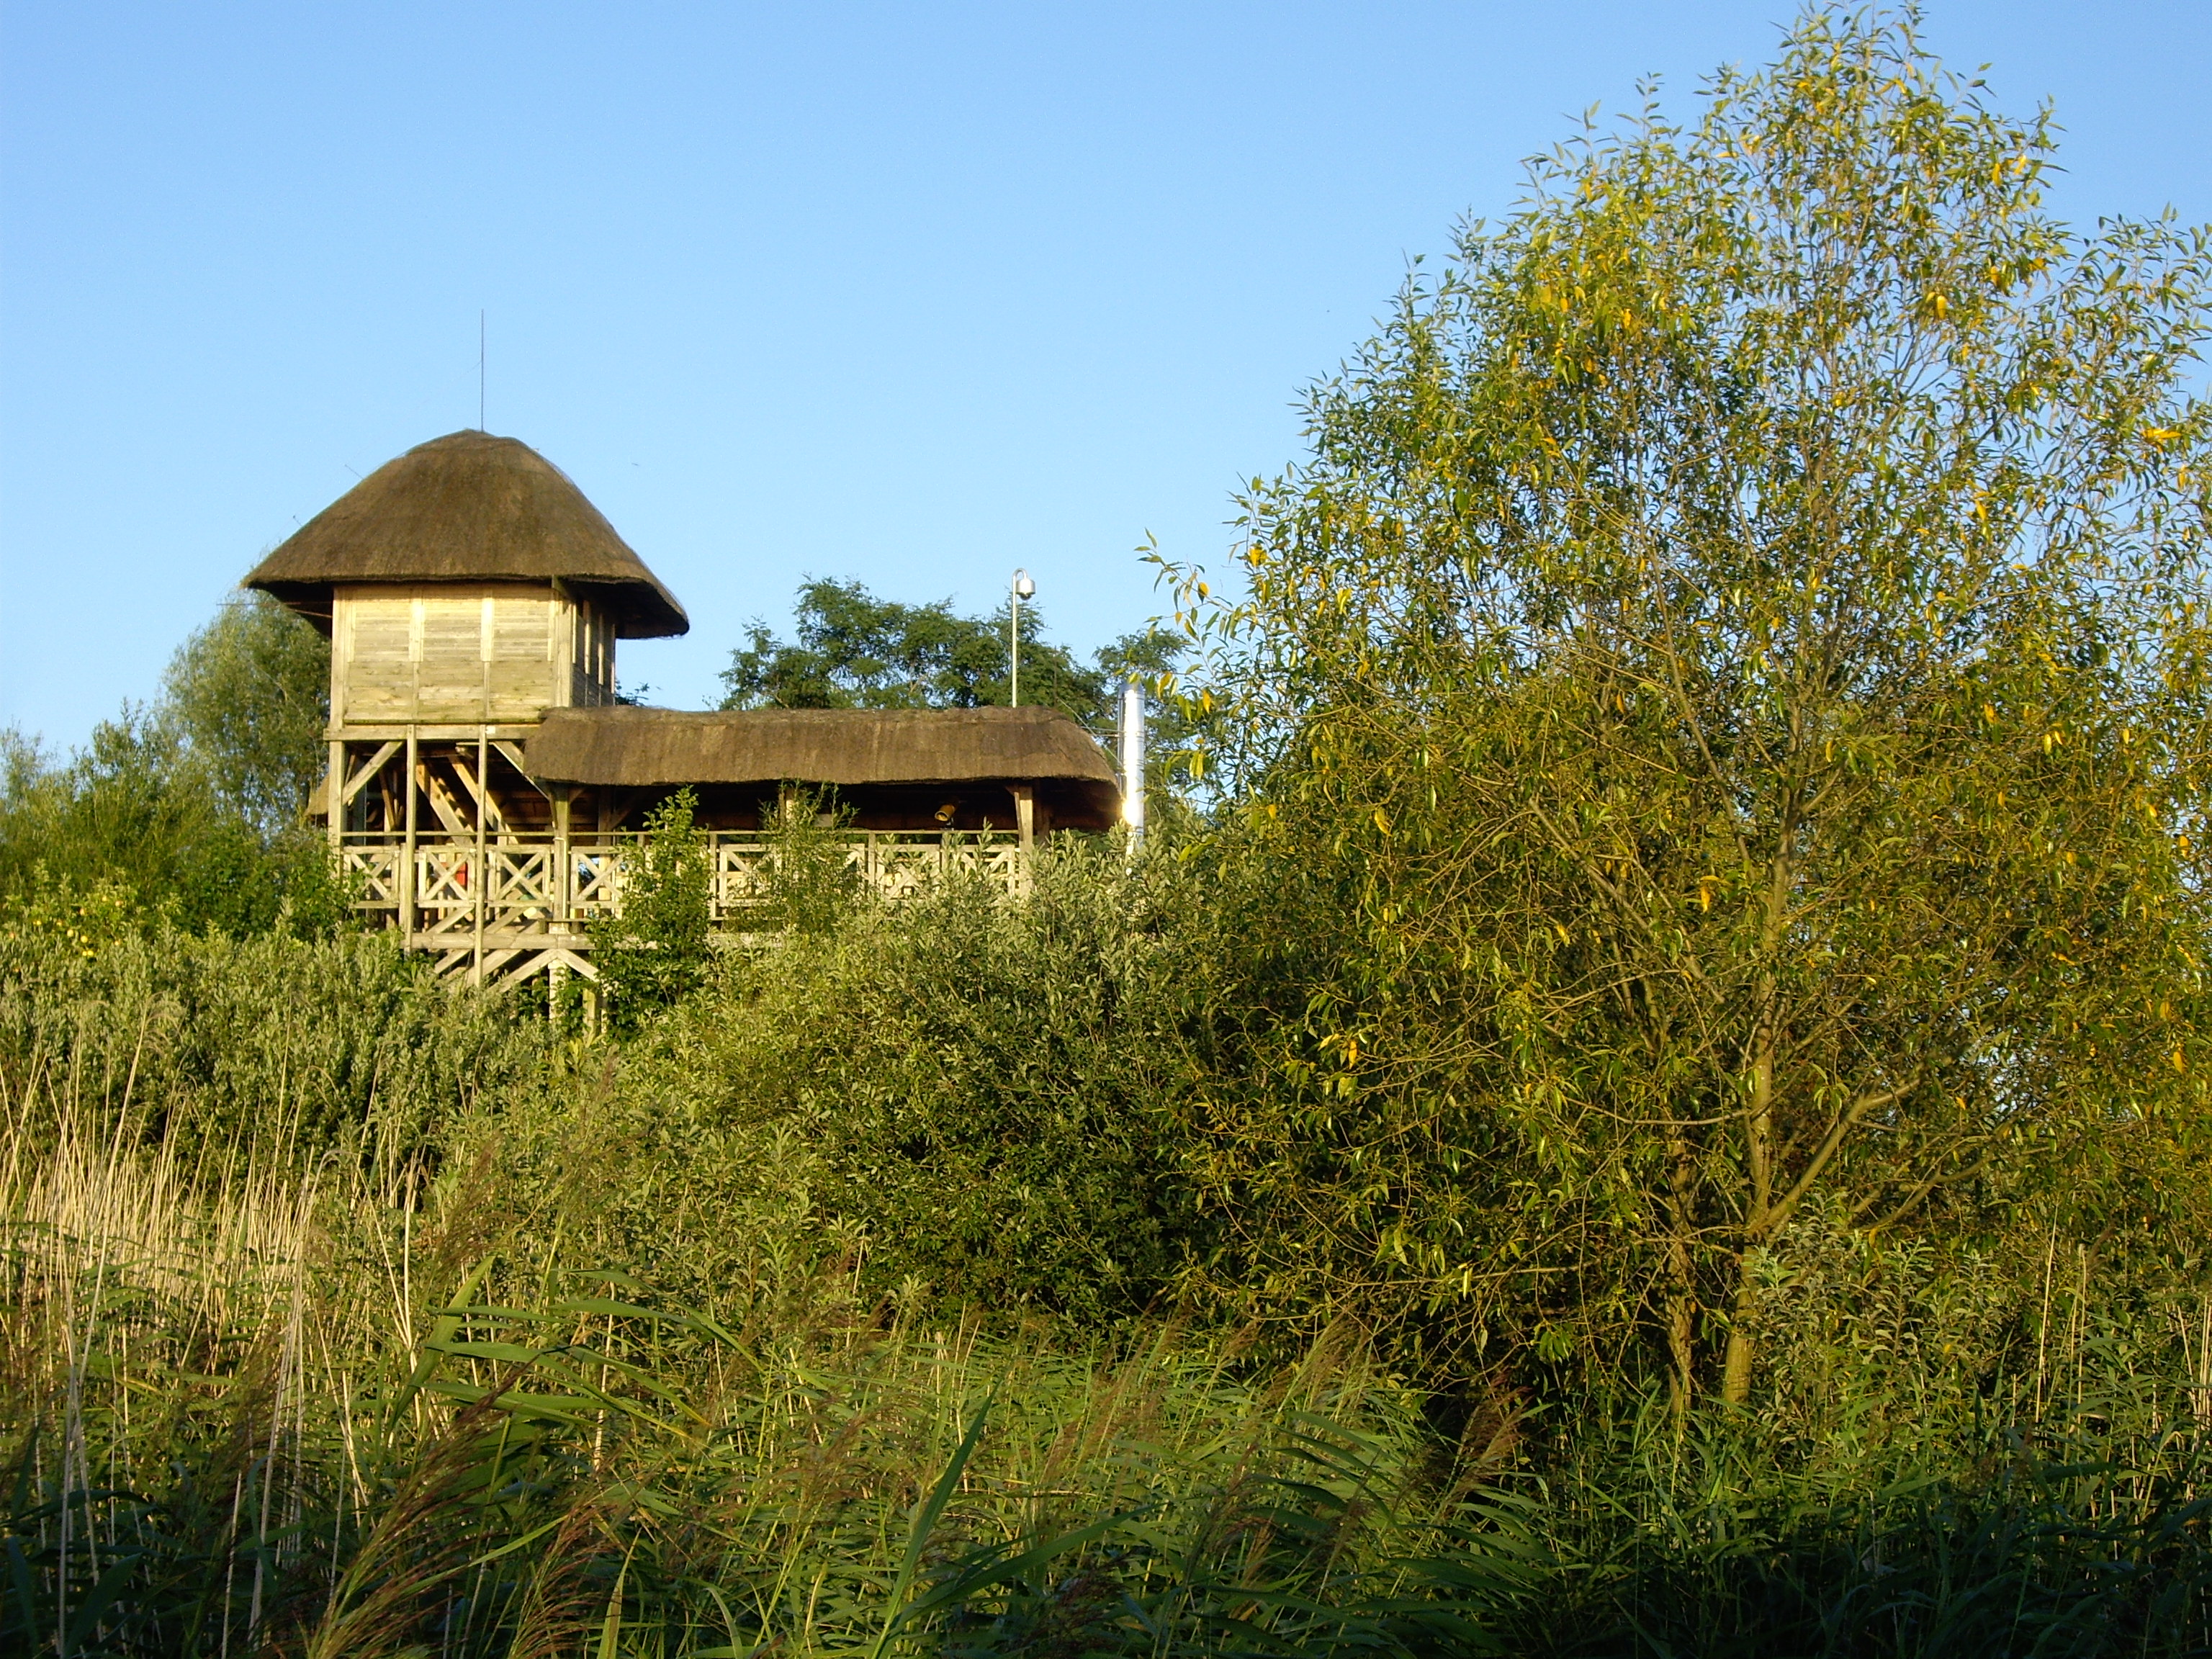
[243,430,688,637]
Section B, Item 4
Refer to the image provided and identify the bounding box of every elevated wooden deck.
[337,829,1024,985]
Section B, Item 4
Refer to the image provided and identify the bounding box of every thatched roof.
[528,706,1120,819]
[243,431,688,637]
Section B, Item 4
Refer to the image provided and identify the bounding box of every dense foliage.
[0,593,342,935]
[9,852,2212,1655]
[721,575,1193,753]
[1158,6,2212,1401]
[161,588,331,835]
[589,787,715,1033]
[7,11,2212,1655]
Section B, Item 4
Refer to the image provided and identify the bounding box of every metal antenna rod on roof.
[479,311,487,431]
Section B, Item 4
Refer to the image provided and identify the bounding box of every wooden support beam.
[326,722,539,742]
[473,731,490,984]
[448,752,508,835]
[415,927,598,950]
[339,740,402,808]
[493,945,598,986]
[416,764,470,835]
[326,739,344,850]
[553,786,573,930]
[490,739,550,802]
[1010,784,1036,896]
[400,729,419,938]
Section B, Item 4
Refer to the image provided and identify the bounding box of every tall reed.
[1,1077,1511,1656]
[6,916,2212,1655]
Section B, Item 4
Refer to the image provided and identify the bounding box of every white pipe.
[1119,678,1146,848]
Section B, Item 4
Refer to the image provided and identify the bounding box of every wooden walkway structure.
[331,823,1025,984]
[244,429,1120,986]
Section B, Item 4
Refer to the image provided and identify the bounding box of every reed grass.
[0,1084,1515,1657]
[5,918,2212,1655]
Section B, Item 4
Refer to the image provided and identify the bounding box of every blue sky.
[4,2,2209,747]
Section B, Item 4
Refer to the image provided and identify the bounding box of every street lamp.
[1010,568,1035,707]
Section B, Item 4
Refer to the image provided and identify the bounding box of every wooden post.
[472,731,489,984]
[553,785,572,932]
[326,739,345,853]
[401,729,419,944]
[1010,784,1035,896]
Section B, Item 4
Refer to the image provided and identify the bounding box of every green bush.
[0,914,549,1182]
[0,594,338,938]
[590,787,712,1034]
[604,845,1212,1327]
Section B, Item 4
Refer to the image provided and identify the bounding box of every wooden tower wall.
[330,582,615,729]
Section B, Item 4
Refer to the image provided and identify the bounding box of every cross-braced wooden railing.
[335,830,1025,968]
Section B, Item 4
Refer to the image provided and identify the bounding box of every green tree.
[593,788,713,1033]
[724,577,1199,831]
[721,577,1099,716]
[721,577,1186,732]
[163,591,331,833]
[0,593,342,936]
[0,713,344,937]
[1168,9,2212,1403]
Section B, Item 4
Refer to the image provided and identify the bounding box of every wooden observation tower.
[245,429,689,984]
[246,430,1120,987]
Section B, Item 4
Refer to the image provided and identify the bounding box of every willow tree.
[1169,9,2212,1403]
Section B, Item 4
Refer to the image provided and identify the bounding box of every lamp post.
[1010,568,1035,707]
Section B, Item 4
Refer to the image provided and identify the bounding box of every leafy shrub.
[590,787,712,1034]
[0,915,548,1182]
[609,845,1213,1327]
[755,784,863,935]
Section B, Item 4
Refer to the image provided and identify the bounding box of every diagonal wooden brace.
[339,741,402,809]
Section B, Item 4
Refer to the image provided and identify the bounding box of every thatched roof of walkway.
[526,706,1122,827]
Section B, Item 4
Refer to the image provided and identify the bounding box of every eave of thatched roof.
[242,430,688,638]
[526,704,1119,799]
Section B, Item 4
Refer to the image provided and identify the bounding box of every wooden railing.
[336,830,1024,950]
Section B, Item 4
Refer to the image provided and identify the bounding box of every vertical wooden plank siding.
[333,584,576,727]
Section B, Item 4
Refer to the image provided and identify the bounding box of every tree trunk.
[1666,1125,1699,1417]
[1722,852,1789,1407]
[1720,1249,1761,1405]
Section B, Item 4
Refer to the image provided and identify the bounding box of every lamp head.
[1012,569,1036,601]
